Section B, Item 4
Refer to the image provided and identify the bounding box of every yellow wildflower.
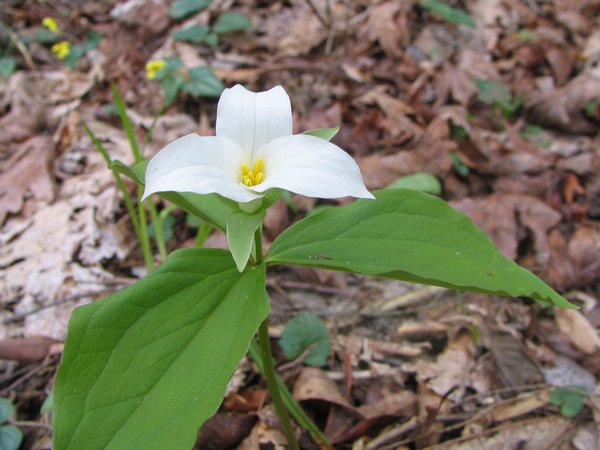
[51,41,71,60]
[42,17,60,33]
[145,59,167,80]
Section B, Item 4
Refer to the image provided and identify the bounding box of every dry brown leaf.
[490,389,550,422]
[294,367,355,410]
[406,333,475,401]
[258,2,325,56]
[0,336,60,362]
[489,331,543,387]
[452,194,561,261]
[526,75,600,134]
[196,413,256,449]
[435,416,572,450]
[555,308,600,354]
[361,1,409,58]
[0,136,55,224]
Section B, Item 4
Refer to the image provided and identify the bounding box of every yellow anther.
[240,159,265,187]
[42,17,59,32]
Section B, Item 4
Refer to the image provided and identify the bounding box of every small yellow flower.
[145,59,167,80]
[42,17,60,32]
[51,41,71,60]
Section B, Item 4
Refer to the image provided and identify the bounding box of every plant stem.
[248,340,331,447]
[148,201,167,261]
[137,187,154,273]
[195,222,213,247]
[253,229,298,449]
[258,319,299,450]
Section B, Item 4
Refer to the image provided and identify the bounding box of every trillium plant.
[54,85,574,450]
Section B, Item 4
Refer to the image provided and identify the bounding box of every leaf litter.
[1,0,599,448]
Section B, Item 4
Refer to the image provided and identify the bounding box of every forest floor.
[1,0,600,448]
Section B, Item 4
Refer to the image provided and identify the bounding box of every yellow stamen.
[42,17,59,32]
[51,41,71,60]
[240,159,265,187]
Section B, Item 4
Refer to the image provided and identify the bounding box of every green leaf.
[64,44,85,69]
[279,312,329,367]
[110,159,235,231]
[302,126,340,141]
[161,73,185,106]
[421,1,476,28]
[0,398,13,424]
[34,27,59,43]
[549,386,586,417]
[448,151,469,177]
[53,249,269,450]
[0,425,22,450]
[386,172,442,195]
[0,57,16,79]
[213,12,253,34]
[83,31,101,51]
[203,32,219,48]
[170,0,212,19]
[172,24,210,43]
[182,66,224,97]
[226,210,265,272]
[41,392,53,415]
[267,189,574,308]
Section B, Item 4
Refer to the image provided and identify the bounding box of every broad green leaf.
[170,0,212,19]
[213,12,253,34]
[279,312,329,367]
[110,159,235,231]
[0,57,17,79]
[421,1,476,28]
[0,425,22,450]
[0,398,13,423]
[172,24,210,43]
[267,189,573,308]
[182,66,224,97]
[302,126,339,141]
[54,249,269,450]
[386,172,442,195]
[226,210,265,272]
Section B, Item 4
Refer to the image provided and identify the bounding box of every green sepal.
[302,126,340,141]
[227,210,265,271]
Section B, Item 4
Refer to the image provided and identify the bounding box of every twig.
[1,20,37,70]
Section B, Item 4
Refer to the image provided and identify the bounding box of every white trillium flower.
[142,84,374,204]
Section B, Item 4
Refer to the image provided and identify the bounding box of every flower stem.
[258,319,299,450]
[253,229,298,449]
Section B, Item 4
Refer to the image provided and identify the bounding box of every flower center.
[241,159,265,187]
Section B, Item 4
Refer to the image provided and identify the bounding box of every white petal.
[142,134,261,203]
[252,135,374,199]
[216,85,292,158]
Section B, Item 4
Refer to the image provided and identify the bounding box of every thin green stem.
[148,202,167,261]
[111,83,142,162]
[249,340,331,447]
[258,319,299,450]
[253,229,298,449]
[137,187,154,273]
[195,222,213,247]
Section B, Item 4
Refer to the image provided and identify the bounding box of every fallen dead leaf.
[0,136,55,224]
[0,336,60,362]
[555,308,600,354]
